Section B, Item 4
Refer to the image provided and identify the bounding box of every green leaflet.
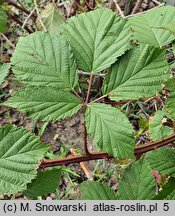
[0,125,49,195]
[24,169,61,198]
[149,110,174,141]
[129,6,175,47]
[11,32,78,89]
[118,158,156,200]
[0,63,10,85]
[0,7,7,33]
[154,178,175,200]
[4,86,82,122]
[103,44,169,101]
[146,148,175,177]
[80,181,117,200]
[85,103,135,159]
[135,117,149,138]
[62,8,132,73]
[37,3,64,33]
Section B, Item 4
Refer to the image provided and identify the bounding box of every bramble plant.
[1,3,175,200]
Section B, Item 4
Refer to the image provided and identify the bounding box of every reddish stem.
[6,0,31,15]
[85,73,94,104]
[134,133,175,158]
[83,112,91,157]
[71,88,84,103]
[40,152,112,168]
[8,13,33,33]
[40,133,175,168]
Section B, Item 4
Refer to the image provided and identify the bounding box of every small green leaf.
[37,3,64,33]
[4,86,82,122]
[118,158,156,200]
[154,178,175,200]
[146,148,175,177]
[80,181,117,200]
[85,103,135,159]
[24,169,61,198]
[62,8,132,72]
[11,32,78,89]
[103,44,169,101]
[129,6,175,47]
[0,63,10,85]
[149,110,174,141]
[135,117,149,138]
[0,8,7,33]
[0,125,49,195]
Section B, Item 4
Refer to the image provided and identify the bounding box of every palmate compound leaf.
[146,147,175,177]
[61,8,132,73]
[11,31,78,90]
[0,7,7,33]
[37,3,64,33]
[4,86,82,122]
[129,6,175,47]
[149,110,174,141]
[85,103,135,159]
[24,169,61,198]
[79,181,117,200]
[0,63,10,85]
[102,44,169,101]
[0,125,49,195]
[118,158,156,200]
